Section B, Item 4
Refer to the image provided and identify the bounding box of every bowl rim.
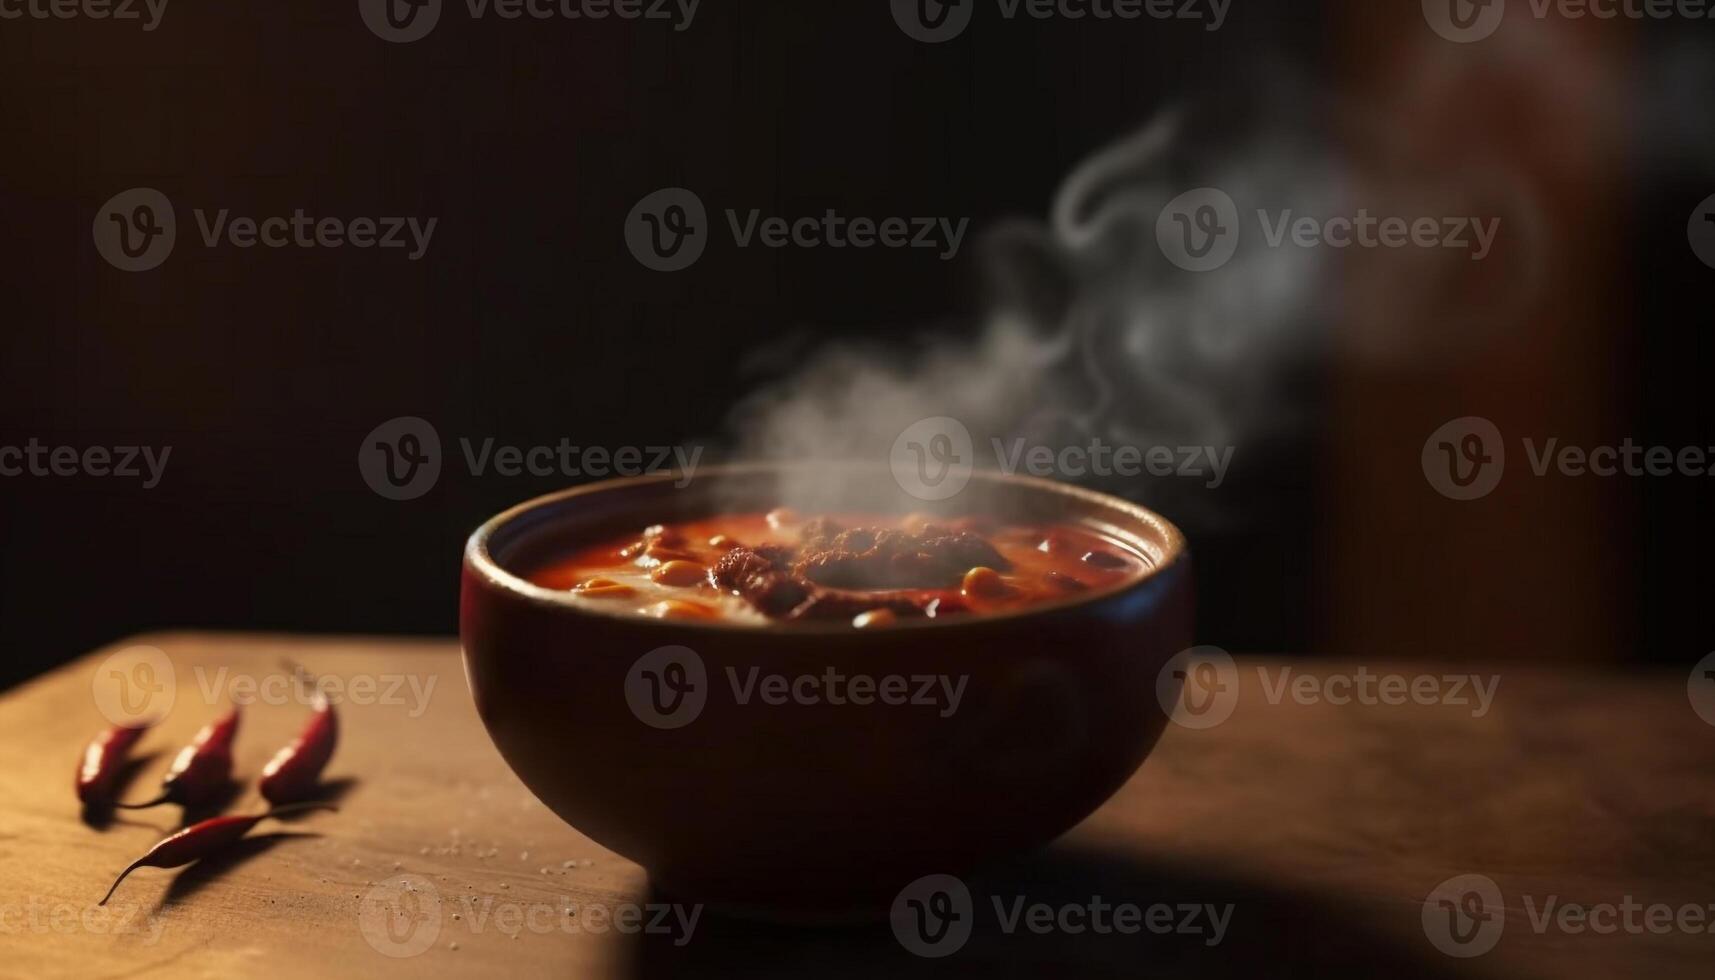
[462,462,1188,635]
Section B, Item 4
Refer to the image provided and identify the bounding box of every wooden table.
[3,633,1711,978]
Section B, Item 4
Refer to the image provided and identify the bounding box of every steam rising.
[728,74,1550,525]
[729,97,1339,525]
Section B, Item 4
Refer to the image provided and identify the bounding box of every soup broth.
[524,510,1150,626]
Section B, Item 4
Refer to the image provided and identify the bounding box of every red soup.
[524,510,1150,627]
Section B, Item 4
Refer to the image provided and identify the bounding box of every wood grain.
[2,633,1710,979]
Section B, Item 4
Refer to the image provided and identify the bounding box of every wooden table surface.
[2,632,1711,979]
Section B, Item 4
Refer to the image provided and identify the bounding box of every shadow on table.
[159,831,323,906]
[79,751,161,831]
[613,843,1475,980]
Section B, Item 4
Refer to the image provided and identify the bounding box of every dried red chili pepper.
[77,722,152,808]
[258,670,337,805]
[98,802,335,905]
[115,706,241,810]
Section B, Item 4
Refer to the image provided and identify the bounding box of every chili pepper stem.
[96,803,336,905]
[98,859,147,906]
[113,793,172,810]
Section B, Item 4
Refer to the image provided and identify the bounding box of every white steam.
[727,70,1554,525]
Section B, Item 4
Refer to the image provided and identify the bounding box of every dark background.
[0,1,1708,689]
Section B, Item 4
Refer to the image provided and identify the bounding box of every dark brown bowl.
[460,463,1192,913]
